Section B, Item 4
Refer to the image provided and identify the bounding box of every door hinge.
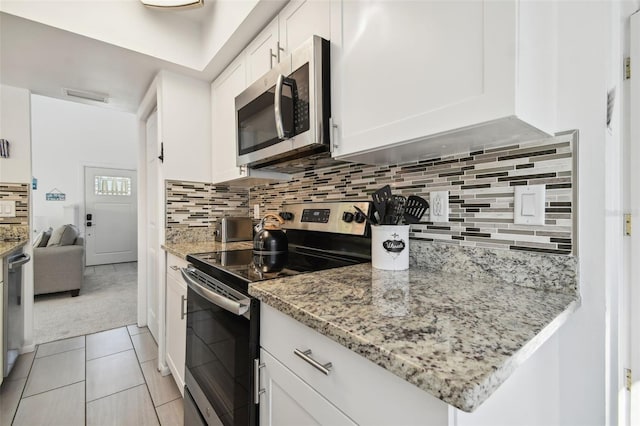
[625,213,632,236]
[626,368,632,391]
[626,57,631,80]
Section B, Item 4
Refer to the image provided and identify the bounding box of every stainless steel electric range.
[181,201,373,426]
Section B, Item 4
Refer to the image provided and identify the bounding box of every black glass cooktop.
[187,247,368,295]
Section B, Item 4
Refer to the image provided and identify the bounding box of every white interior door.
[84,167,137,266]
[146,110,160,341]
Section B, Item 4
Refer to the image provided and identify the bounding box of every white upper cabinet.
[156,71,212,182]
[279,0,332,56]
[245,0,333,86]
[330,0,557,165]
[245,18,280,86]
[210,0,333,185]
[211,56,248,184]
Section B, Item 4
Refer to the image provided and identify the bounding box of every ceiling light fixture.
[140,0,203,9]
[62,88,109,103]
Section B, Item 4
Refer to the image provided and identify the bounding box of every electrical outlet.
[253,204,260,220]
[0,200,16,217]
[429,191,449,223]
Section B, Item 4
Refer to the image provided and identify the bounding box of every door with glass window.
[84,166,138,266]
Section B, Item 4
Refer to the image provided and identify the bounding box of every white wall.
[0,85,32,183]
[31,95,137,234]
[556,2,608,424]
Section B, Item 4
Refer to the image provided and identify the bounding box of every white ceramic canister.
[370,225,410,270]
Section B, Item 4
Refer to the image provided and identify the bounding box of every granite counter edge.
[457,296,581,411]
[249,284,580,413]
[161,244,190,260]
[0,240,28,258]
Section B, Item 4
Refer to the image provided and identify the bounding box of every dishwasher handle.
[8,253,31,270]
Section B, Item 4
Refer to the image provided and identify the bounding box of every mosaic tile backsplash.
[0,183,30,240]
[249,132,575,255]
[165,133,575,255]
[165,180,249,242]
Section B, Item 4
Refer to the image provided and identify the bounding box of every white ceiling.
[0,12,206,113]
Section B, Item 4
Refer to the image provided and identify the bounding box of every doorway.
[84,166,138,266]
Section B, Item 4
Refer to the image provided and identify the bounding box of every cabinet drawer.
[260,303,449,425]
[259,349,356,426]
[166,253,188,282]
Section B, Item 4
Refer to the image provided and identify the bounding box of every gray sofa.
[34,237,85,296]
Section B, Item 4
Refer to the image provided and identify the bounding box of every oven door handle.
[180,267,250,317]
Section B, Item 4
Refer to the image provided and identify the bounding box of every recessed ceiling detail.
[63,88,109,103]
[140,0,204,9]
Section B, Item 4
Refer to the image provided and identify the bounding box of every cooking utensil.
[253,213,288,253]
[372,185,393,222]
[385,195,406,225]
[353,206,377,226]
[403,195,429,224]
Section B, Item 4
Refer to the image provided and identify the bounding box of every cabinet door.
[245,17,279,85]
[259,349,356,426]
[166,266,187,394]
[279,0,332,55]
[211,55,248,184]
[332,0,516,159]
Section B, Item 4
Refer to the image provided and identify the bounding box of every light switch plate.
[514,185,545,225]
[430,191,449,223]
[0,200,16,218]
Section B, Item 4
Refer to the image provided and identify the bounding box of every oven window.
[186,287,253,426]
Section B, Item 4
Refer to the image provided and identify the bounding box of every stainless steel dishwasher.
[3,249,30,377]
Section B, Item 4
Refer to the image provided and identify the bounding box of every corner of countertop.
[0,239,28,257]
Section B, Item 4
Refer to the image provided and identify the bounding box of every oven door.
[182,267,259,426]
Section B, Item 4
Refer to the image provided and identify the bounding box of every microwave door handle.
[274,74,286,140]
[180,267,250,317]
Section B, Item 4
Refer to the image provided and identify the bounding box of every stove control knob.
[342,211,354,223]
[279,212,294,221]
[354,211,366,224]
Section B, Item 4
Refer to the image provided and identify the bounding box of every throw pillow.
[32,231,43,248]
[59,224,79,246]
[47,224,78,247]
[39,227,53,247]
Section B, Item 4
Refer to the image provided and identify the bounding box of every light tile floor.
[0,325,184,426]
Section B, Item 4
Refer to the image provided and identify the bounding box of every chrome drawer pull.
[294,348,332,375]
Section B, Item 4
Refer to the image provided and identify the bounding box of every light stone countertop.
[0,240,27,258]
[162,240,253,259]
[249,262,579,412]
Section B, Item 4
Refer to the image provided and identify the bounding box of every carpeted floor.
[33,262,138,344]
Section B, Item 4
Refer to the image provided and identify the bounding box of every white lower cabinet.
[259,349,356,426]
[259,304,450,425]
[165,253,188,395]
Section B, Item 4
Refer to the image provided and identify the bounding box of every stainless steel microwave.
[235,36,330,170]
